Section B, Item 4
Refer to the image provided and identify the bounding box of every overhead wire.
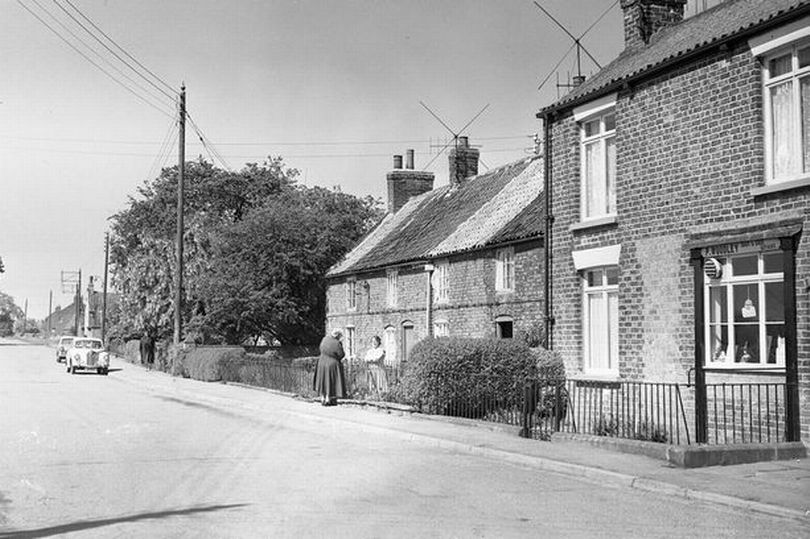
[27,0,174,111]
[16,0,175,120]
[51,0,177,102]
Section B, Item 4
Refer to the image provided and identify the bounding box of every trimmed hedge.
[397,337,541,417]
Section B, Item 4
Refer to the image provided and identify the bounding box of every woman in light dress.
[363,335,388,397]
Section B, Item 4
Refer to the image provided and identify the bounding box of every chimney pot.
[393,155,403,169]
[405,149,414,170]
[458,136,469,148]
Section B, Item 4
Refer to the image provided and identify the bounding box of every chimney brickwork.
[448,136,480,187]
[620,0,686,50]
[387,149,434,213]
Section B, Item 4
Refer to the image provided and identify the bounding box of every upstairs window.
[433,260,449,304]
[764,42,810,183]
[386,269,398,307]
[346,280,357,311]
[495,247,515,292]
[580,111,616,220]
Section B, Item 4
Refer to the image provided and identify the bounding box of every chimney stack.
[387,149,434,213]
[448,136,479,187]
[620,0,686,50]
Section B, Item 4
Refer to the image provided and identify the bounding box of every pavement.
[99,352,810,524]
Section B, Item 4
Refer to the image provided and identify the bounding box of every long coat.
[140,335,155,365]
[313,335,347,399]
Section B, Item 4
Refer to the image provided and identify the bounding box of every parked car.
[56,336,74,363]
[66,338,110,375]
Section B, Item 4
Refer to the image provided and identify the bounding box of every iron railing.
[704,382,789,444]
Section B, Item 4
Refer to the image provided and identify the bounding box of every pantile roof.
[328,157,544,277]
[539,0,810,116]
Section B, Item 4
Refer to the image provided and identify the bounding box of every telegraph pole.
[174,85,186,345]
[102,233,109,343]
[74,269,82,337]
[47,290,52,335]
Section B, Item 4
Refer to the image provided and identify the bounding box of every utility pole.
[174,84,186,345]
[102,233,109,343]
[74,269,82,337]
[47,290,52,335]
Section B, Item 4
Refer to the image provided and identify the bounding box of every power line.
[185,112,232,171]
[17,0,174,120]
[0,133,531,146]
[52,0,177,102]
[28,0,174,110]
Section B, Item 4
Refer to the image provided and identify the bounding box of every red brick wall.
[548,43,810,438]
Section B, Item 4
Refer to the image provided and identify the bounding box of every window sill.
[569,372,621,382]
[751,176,810,197]
[495,288,515,295]
[703,365,785,374]
[569,215,618,232]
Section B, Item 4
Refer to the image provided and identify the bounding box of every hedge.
[396,337,543,417]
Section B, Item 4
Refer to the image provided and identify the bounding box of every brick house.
[325,140,545,365]
[538,0,810,442]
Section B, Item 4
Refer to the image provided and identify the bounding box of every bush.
[396,337,538,417]
[180,346,247,382]
[291,356,319,372]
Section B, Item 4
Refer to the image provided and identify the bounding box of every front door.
[402,322,415,362]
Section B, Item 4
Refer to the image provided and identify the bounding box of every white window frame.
[345,326,356,359]
[703,248,785,369]
[386,269,398,308]
[346,279,357,312]
[383,326,397,366]
[761,39,810,184]
[433,319,449,338]
[574,95,617,222]
[433,259,449,304]
[582,267,619,375]
[495,247,515,292]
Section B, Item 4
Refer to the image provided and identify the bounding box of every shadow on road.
[0,503,248,538]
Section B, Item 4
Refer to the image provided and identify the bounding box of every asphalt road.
[0,342,807,538]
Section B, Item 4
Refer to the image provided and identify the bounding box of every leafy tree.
[0,291,23,337]
[108,157,380,345]
[0,256,5,273]
[195,186,381,344]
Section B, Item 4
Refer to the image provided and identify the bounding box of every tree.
[108,157,381,345]
[0,256,5,273]
[0,291,23,337]
[194,186,381,344]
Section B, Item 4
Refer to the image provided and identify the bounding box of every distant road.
[0,344,806,538]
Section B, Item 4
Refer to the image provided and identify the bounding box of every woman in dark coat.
[313,328,347,406]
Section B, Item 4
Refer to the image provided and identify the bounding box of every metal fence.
[215,357,791,446]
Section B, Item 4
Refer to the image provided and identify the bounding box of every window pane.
[766,325,785,364]
[732,255,757,276]
[799,46,810,69]
[606,267,619,286]
[801,76,810,172]
[608,291,618,371]
[734,325,759,363]
[733,284,759,323]
[606,136,616,214]
[763,252,783,274]
[588,293,608,370]
[765,282,784,322]
[709,286,727,323]
[584,141,604,216]
[769,53,792,77]
[586,269,602,288]
[584,119,599,137]
[771,81,798,179]
[604,113,616,131]
[709,325,728,363]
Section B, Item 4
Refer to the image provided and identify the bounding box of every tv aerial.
[533,0,619,96]
[420,101,491,171]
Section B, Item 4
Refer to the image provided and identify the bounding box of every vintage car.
[66,338,110,375]
[56,336,74,363]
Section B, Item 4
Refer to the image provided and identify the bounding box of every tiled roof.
[327,157,544,277]
[539,0,810,116]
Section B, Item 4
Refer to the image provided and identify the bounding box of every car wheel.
[102,368,109,376]
[70,365,76,375]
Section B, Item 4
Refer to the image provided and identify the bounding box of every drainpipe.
[424,263,434,338]
[543,113,554,349]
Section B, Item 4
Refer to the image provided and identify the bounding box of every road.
[0,342,806,538]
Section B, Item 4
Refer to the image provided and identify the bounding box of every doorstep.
[552,432,807,468]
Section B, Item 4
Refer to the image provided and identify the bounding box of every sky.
[0,0,713,319]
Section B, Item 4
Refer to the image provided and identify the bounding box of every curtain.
[606,137,617,214]
[584,141,604,217]
[801,76,810,173]
[771,81,796,179]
